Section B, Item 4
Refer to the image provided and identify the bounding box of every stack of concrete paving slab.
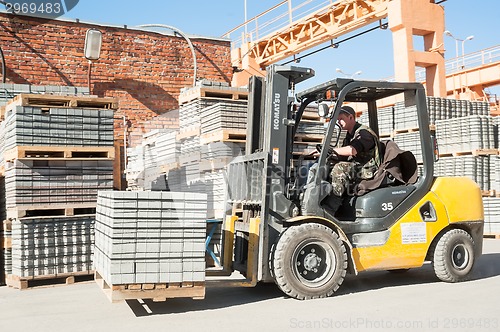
[436,115,494,154]
[0,90,116,286]
[94,191,207,285]
[4,159,114,207]
[393,132,423,164]
[378,106,395,135]
[483,197,500,234]
[394,102,418,131]
[2,106,114,149]
[200,101,248,135]
[155,130,180,165]
[490,155,500,193]
[124,146,144,191]
[0,83,89,108]
[10,216,94,277]
[434,155,490,191]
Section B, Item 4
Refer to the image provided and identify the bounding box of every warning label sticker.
[272,148,279,164]
[401,222,427,244]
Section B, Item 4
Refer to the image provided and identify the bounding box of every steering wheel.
[316,144,340,161]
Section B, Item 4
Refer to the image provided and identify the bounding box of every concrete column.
[388,0,446,97]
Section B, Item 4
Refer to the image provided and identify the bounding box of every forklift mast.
[226,65,314,282]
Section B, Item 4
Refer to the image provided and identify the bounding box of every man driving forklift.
[330,105,382,195]
[319,105,382,212]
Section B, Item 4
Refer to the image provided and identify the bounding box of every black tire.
[432,229,475,282]
[272,223,347,300]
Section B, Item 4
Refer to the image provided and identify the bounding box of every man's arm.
[333,145,357,157]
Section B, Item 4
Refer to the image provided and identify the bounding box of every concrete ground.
[1,239,499,332]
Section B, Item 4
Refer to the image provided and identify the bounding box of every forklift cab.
[295,78,431,235]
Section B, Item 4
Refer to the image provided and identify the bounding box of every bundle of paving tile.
[154,131,180,165]
[200,101,248,135]
[436,115,494,154]
[393,132,423,164]
[493,116,500,149]
[2,106,114,149]
[489,155,500,193]
[483,197,500,234]
[4,159,114,207]
[0,83,89,108]
[434,155,490,190]
[378,106,395,135]
[180,136,201,159]
[94,191,207,285]
[200,142,244,169]
[295,119,325,136]
[426,97,489,124]
[394,102,418,131]
[9,216,94,277]
[124,146,145,190]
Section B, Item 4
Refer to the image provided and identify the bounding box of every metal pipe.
[138,24,197,87]
[87,60,92,94]
[0,45,5,83]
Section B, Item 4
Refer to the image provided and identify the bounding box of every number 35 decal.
[381,202,394,211]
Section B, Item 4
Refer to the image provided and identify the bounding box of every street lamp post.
[461,35,474,68]
[336,68,362,78]
[444,30,474,70]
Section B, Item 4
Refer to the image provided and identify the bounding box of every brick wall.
[0,13,233,144]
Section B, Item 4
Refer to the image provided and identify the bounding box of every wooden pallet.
[2,236,12,250]
[200,129,246,144]
[439,149,499,158]
[95,271,205,303]
[379,132,393,139]
[482,190,497,197]
[6,204,96,219]
[3,145,115,161]
[294,133,324,143]
[484,233,500,239]
[301,111,322,121]
[6,271,94,290]
[159,161,181,173]
[179,86,248,105]
[6,93,118,110]
[394,127,420,134]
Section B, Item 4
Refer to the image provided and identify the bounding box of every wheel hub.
[451,244,469,270]
[293,242,334,285]
[303,252,321,272]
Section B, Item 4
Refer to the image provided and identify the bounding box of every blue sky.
[62,0,499,90]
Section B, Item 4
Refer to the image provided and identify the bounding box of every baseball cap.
[340,105,355,117]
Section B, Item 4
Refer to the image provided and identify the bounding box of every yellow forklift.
[210,65,484,300]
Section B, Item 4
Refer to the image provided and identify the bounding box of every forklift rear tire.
[432,229,475,282]
[272,223,347,300]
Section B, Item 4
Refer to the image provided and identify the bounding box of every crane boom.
[251,0,390,68]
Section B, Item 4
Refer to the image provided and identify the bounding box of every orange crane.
[226,0,447,97]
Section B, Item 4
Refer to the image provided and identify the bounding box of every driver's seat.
[355,139,418,196]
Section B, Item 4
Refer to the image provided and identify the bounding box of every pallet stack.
[0,92,117,288]
[94,191,206,302]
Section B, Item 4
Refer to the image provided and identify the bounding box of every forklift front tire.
[432,229,475,282]
[272,223,347,300]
